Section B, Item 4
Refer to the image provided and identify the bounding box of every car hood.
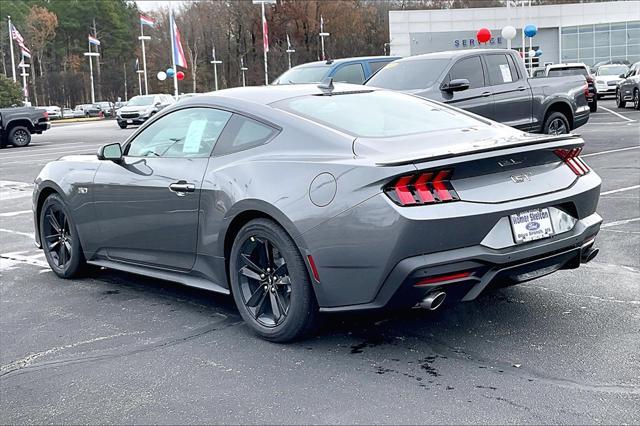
[119,105,152,113]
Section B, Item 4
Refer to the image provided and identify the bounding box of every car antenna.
[317,77,334,93]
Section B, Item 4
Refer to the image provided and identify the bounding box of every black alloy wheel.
[544,112,569,135]
[9,126,31,147]
[40,194,86,278]
[229,218,318,342]
[236,236,292,328]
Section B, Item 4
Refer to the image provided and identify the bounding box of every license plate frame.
[127,119,133,124]
[509,208,555,244]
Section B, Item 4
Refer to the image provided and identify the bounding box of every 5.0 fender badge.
[77,187,88,194]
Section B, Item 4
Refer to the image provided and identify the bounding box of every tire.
[616,89,626,108]
[543,111,570,135]
[589,97,597,113]
[634,89,640,110]
[39,193,87,278]
[229,218,318,342]
[118,122,127,129]
[8,126,31,147]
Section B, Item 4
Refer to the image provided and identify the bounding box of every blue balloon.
[524,24,537,38]
[535,49,543,57]
[166,68,175,77]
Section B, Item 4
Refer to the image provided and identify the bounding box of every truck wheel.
[543,112,569,135]
[616,90,626,108]
[589,97,597,113]
[8,126,31,147]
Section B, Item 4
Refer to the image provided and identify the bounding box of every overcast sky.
[136,0,186,12]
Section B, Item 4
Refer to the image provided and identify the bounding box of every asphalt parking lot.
[1,100,639,424]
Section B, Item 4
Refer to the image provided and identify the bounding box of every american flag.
[11,24,31,58]
[262,12,269,53]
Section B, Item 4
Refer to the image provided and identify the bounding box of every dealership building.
[388,1,640,69]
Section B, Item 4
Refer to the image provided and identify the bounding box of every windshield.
[274,66,329,84]
[547,67,588,77]
[597,65,628,76]
[127,95,155,106]
[366,59,450,90]
[274,90,483,138]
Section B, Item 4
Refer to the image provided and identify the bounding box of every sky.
[136,0,187,12]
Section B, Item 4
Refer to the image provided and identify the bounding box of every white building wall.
[389,1,640,58]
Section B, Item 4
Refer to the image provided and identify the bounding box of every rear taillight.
[43,111,49,120]
[582,83,589,99]
[554,147,590,176]
[385,169,458,206]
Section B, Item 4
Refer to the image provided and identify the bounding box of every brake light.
[385,169,458,206]
[415,271,473,286]
[582,83,589,99]
[43,111,49,120]
[554,147,590,176]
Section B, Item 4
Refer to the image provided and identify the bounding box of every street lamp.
[136,69,145,96]
[83,51,100,104]
[286,34,295,70]
[138,34,151,95]
[18,60,29,104]
[240,56,248,87]
[319,15,329,61]
[210,46,222,91]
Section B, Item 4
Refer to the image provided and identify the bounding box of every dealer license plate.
[127,119,133,124]
[509,208,554,244]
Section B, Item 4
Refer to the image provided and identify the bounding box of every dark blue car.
[272,56,400,85]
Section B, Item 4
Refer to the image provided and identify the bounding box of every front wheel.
[229,218,318,342]
[633,89,640,110]
[543,112,569,135]
[616,90,627,108]
[118,122,127,129]
[40,193,86,278]
[8,126,31,147]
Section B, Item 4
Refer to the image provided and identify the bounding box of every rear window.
[274,66,329,84]
[548,67,588,77]
[366,58,450,90]
[273,90,484,138]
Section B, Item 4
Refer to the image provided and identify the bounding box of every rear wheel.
[229,218,318,342]
[40,193,86,278]
[633,89,640,110]
[589,97,598,113]
[616,89,627,108]
[8,126,31,147]
[543,112,569,135]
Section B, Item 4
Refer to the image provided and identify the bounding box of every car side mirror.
[441,78,470,92]
[155,102,161,107]
[620,73,626,78]
[98,143,123,162]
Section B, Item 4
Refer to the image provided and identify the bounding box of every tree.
[0,74,24,107]
[25,5,58,106]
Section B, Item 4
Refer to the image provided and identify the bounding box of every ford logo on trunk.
[526,222,540,231]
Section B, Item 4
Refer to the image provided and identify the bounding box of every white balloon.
[157,71,167,81]
[501,26,517,40]
[528,49,536,58]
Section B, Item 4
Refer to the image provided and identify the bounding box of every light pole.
[210,46,222,91]
[253,0,275,85]
[83,51,100,104]
[18,58,29,104]
[136,69,144,95]
[286,33,295,69]
[138,33,151,95]
[7,16,17,82]
[240,56,248,87]
[319,15,330,61]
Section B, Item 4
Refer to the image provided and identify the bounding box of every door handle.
[169,180,195,195]
[481,91,492,97]
[517,86,527,91]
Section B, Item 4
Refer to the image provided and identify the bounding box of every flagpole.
[123,62,128,101]
[139,21,150,95]
[88,41,95,103]
[262,1,268,85]
[170,9,178,97]
[286,34,295,70]
[19,52,29,104]
[7,16,17,82]
[210,46,222,91]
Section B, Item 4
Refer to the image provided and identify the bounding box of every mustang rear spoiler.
[374,133,582,167]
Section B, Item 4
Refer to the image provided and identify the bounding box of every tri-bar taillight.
[385,169,459,206]
[554,147,590,176]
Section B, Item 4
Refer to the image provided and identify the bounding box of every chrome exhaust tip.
[581,247,599,263]
[420,291,447,311]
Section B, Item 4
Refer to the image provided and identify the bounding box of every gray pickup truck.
[366,49,590,135]
[0,106,50,147]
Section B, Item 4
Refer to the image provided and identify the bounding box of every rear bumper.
[573,107,590,129]
[320,212,601,312]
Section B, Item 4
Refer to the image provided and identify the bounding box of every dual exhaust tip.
[420,291,447,311]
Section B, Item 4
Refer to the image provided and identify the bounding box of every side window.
[333,63,365,84]
[214,114,278,156]
[485,54,515,85]
[507,55,521,80]
[369,61,391,75]
[125,107,232,158]
[448,56,485,89]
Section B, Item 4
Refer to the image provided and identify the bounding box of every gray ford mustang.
[33,83,602,342]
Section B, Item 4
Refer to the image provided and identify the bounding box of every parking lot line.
[0,228,34,238]
[0,210,32,217]
[600,185,640,196]
[598,106,636,122]
[601,217,640,228]
[582,146,639,157]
